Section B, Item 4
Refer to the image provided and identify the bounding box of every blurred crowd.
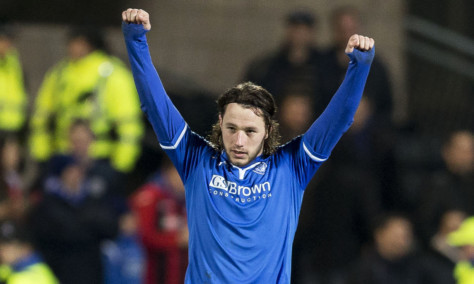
[0,5,473,284]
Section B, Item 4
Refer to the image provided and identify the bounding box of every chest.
[186,158,301,225]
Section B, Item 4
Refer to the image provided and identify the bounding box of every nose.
[235,131,245,147]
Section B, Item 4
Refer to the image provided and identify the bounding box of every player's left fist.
[345,34,374,53]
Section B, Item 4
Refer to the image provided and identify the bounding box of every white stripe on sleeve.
[160,124,188,150]
[302,142,327,162]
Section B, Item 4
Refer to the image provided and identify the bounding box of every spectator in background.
[242,10,329,115]
[292,97,384,284]
[42,119,125,198]
[417,130,474,244]
[102,208,145,284]
[27,152,119,283]
[29,26,144,174]
[27,119,125,283]
[0,220,58,284]
[346,213,425,284]
[322,5,393,122]
[330,96,397,209]
[447,216,474,284]
[420,209,466,284]
[0,24,27,140]
[131,157,187,284]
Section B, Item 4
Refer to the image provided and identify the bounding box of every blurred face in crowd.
[69,122,94,159]
[61,164,85,195]
[68,36,93,60]
[0,241,29,265]
[280,94,312,134]
[375,217,413,261]
[351,97,373,130]
[439,210,466,237]
[0,36,12,57]
[285,24,314,49]
[119,212,138,236]
[220,103,268,167]
[1,138,21,172]
[332,10,361,48]
[442,131,474,175]
[461,245,474,261]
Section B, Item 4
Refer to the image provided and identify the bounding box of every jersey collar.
[221,151,268,180]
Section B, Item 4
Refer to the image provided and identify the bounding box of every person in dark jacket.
[346,213,426,284]
[321,5,393,122]
[242,10,329,115]
[28,121,120,284]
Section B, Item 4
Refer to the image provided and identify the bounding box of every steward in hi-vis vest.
[30,27,143,172]
[0,27,27,138]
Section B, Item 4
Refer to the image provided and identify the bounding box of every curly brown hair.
[208,82,281,156]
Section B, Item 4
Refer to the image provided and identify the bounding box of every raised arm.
[303,34,375,160]
[122,9,187,148]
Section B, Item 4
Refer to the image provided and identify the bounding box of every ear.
[219,114,223,127]
[265,126,271,140]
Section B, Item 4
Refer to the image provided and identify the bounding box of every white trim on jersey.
[160,124,188,150]
[302,142,327,162]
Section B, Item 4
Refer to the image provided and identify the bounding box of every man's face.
[334,13,360,48]
[286,24,314,49]
[280,95,312,132]
[69,124,94,158]
[375,218,413,260]
[67,36,93,60]
[0,36,12,57]
[0,242,20,265]
[220,103,268,167]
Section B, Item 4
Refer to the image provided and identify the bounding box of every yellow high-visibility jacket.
[454,261,474,284]
[30,50,143,172]
[0,263,58,284]
[0,49,27,133]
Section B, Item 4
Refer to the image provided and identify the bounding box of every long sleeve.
[303,48,375,160]
[122,23,212,183]
[122,22,186,148]
[285,48,374,189]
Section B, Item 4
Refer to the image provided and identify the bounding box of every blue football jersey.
[123,22,373,283]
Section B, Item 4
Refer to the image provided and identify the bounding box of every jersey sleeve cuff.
[122,22,148,41]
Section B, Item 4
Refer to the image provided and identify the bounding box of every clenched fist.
[122,8,151,30]
[345,34,374,53]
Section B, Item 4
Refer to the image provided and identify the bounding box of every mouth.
[231,150,247,159]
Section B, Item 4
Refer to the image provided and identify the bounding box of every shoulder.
[188,130,216,151]
[272,136,303,160]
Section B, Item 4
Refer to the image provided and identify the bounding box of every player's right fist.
[122,8,151,31]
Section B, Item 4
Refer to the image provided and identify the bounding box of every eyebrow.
[224,122,258,132]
